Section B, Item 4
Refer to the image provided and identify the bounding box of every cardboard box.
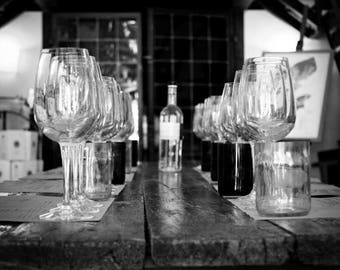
[11,160,43,180]
[0,130,38,160]
[0,160,11,182]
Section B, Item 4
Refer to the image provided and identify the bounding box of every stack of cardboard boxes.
[0,130,43,182]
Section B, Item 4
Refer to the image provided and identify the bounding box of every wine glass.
[193,103,203,140]
[34,47,99,221]
[239,56,296,141]
[193,102,211,171]
[237,57,296,199]
[84,75,121,201]
[219,83,237,143]
[218,82,253,196]
[113,91,134,173]
[202,96,220,143]
[202,96,223,181]
[193,103,206,167]
[123,92,135,174]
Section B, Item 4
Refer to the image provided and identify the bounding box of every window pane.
[118,39,138,62]
[118,64,138,92]
[57,17,77,39]
[119,19,138,39]
[79,18,97,39]
[99,19,116,38]
[99,41,117,61]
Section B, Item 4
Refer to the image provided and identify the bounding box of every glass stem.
[72,144,79,200]
[125,140,132,173]
[234,142,239,191]
[77,142,85,196]
[250,142,256,193]
[59,143,78,205]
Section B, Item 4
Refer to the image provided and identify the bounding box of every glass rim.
[41,47,90,55]
[255,140,311,146]
[244,56,289,66]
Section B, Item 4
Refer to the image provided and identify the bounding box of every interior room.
[1,1,339,179]
[0,1,339,268]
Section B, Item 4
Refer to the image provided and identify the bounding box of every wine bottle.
[158,84,183,172]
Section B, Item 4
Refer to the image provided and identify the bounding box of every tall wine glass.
[34,47,99,221]
[114,91,134,173]
[84,75,121,200]
[202,96,222,181]
[193,103,203,140]
[239,56,296,141]
[219,83,237,143]
[192,103,204,160]
[218,82,253,196]
[202,96,219,143]
[195,102,211,171]
[238,57,296,199]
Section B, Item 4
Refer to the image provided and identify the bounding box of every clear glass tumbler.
[255,140,311,217]
[85,142,113,201]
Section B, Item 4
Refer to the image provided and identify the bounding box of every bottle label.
[159,122,180,140]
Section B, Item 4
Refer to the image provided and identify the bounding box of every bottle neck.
[167,85,177,105]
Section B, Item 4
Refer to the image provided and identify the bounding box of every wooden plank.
[0,200,145,270]
[117,168,144,202]
[0,167,145,270]
[143,163,295,267]
[271,219,340,265]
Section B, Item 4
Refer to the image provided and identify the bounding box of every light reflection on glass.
[158,172,184,235]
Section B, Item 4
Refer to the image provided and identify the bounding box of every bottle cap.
[168,84,177,94]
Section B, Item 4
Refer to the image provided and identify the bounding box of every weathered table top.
[1,162,339,269]
[142,163,340,268]
[0,171,145,270]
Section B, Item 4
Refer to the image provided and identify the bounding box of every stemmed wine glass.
[193,103,204,140]
[109,88,133,185]
[84,75,121,200]
[202,96,223,181]
[236,56,296,198]
[193,103,211,171]
[239,56,296,141]
[34,47,100,221]
[119,92,135,174]
[193,103,207,168]
[218,83,253,196]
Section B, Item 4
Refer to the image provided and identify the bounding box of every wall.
[244,10,340,164]
[0,12,42,100]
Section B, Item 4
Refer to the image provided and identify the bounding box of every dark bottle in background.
[201,140,211,172]
[218,142,253,196]
[112,141,126,185]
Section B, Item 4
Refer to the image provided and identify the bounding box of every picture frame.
[263,50,333,141]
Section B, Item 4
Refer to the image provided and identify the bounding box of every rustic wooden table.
[0,162,339,269]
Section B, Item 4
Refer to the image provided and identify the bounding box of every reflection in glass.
[119,19,138,38]
[158,172,184,234]
[118,64,137,92]
[119,40,138,62]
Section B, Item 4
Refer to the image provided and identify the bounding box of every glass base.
[70,196,102,213]
[39,203,93,221]
[256,201,311,217]
[257,208,310,217]
[159,167,182,172]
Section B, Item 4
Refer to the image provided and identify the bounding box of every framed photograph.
[263,50,333,141]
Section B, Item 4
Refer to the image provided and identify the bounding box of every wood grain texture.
[0,200,145,270]
[1,163,340,269]
[271,219,340,265]
[143,163,296,267]
[116,168,144,202]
